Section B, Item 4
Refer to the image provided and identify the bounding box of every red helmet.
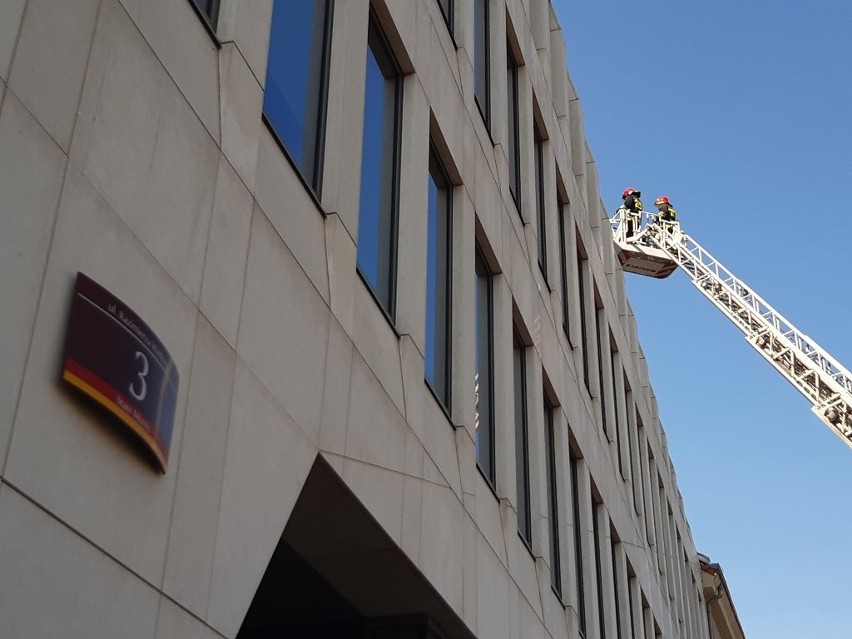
[655,195,670,206]
[622,187,639,199]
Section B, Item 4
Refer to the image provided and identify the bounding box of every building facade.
[0,0,743,637]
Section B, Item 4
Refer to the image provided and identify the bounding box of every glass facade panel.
[514,330,531,544]
[425,149,453,411]
[507,44,521,209]
[473,0,490,126]
[264,0,332,191]
[545,397,561,595]
[357,16,402,316]
[475,251,495,485]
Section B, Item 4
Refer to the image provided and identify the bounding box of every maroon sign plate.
[62,273,179,473]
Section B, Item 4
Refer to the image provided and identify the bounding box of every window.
[595,299,609,437]
[570,451,587,637]
[535,125,548,283]
[544,396,561,595]
[612,536,624,639]
[611,353,623,475]
[190,0,220,29]
[473,0,490,127]
[577,246,590,390]
[425,147,453,411]
[593,501,607,639]
[513,329,531,545]
[475,251,495,486]
[264,0,334,192]
[506,43,521,210]
[558,201,572,341]
[437,0,453,35]
[357,13,403,317]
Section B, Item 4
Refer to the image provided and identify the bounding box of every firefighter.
[620,187,643,237]
[655,195,677,232]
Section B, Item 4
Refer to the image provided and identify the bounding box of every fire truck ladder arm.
[641,221,852,449]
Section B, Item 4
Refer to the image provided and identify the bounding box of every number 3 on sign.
[129,351,149,401]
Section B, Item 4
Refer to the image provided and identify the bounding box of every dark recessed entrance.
[236,456,474,639]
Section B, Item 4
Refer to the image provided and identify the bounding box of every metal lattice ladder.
[620,213,852,449]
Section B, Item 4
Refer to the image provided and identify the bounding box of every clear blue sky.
[551,2,852,637]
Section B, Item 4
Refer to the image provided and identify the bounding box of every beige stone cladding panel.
[199,156,253,348]
[70,0,218,304]
[206,361,318,637]
[473,474,508,568]
[217,0,274,86]
[163,316,236,617]
[398,334,463,498]
[342,457,405,548]
[0,93,68,472]
[0,0,25,82]
[419,480,465,613]
[344,350,409,477]
[350,283,406,414]
[394,75,430,353]
[324,212,358,334]
[237,210,329,443]
[476,532,513,638]
[156,597,225,639]
[321,0,370,239]
[119,0,220,139]
[317,316,355,457]
[254,129,330,302]
[218,42,263,190]
[0,484,160,639]
[502,512,544,624]
[7,0,100,151]
[4,164,197,586]
[401,435,426,562]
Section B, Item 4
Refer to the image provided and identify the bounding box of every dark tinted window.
[263,0,333,192]
[356,15,402,316]
[426,148,453,411]
[475,251,495,485]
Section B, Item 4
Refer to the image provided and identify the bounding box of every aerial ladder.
[610,208,852,449]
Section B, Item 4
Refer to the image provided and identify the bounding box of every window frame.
[189,0,221,33]
[506,42,522,212]
[436,0,454,37]
[356,11,404,320]
[475,250,496,488]
[473,0,491,129]
[595,298,609,438]
[425,145,454,414]
[571,451,588,637]
[544,395,562,597]
[558,201,573,344]
[513,328,532,547]
[262,0,335,196]
[534,124,548,285]
[577,245,591,391]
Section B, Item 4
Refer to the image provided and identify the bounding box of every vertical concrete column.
[322,0,371,239]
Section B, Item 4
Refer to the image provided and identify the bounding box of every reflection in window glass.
[437,0,453,35]
[263,0,333,192]
[425,148,453,411]
[191,0,220,27]
[357,15,402,317]
[475,251,495,485]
